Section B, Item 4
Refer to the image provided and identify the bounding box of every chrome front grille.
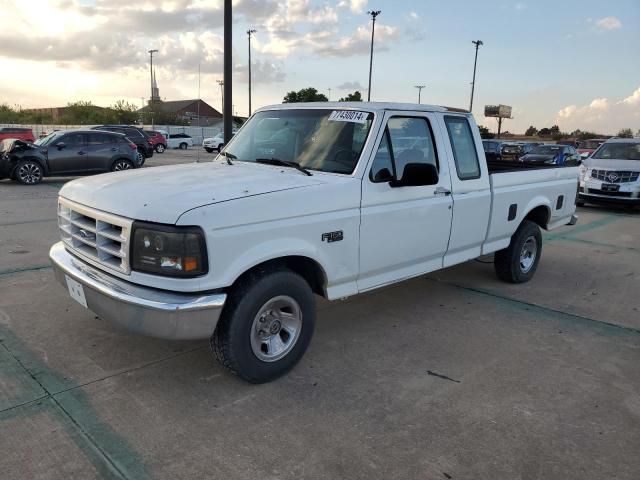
[57,197,133,274]
[589,169,639,183]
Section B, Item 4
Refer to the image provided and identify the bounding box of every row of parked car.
[481,139,599,166]
[0,124,196,185]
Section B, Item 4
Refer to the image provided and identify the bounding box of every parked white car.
[157,130,193,150]
[578,137,640,206]
[50,102,579,383]
[203,131,236,153]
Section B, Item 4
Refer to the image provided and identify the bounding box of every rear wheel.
[212,270,316,383]
[494,220,542,283]
[14,160,43,185]
[205,147,214,153]
[111,159,133,171]
[155,144,165,153]
[179,142,188,150]
[217,143,224,152]
[136,149,145,165]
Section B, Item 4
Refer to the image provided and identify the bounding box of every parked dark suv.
[482,140,504,161]
[92,125,153,164]
[0,130,140,185]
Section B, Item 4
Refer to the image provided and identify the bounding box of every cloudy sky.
[0,0,638,134]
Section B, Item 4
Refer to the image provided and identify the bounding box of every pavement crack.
[427,370,461,383]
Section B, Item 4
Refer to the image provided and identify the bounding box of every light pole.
[327,88,331,101]
[148,49,158,102]
[414,85,426,104]
[469,40,483,113]
[366,10,381,102]
[247,29,256,115]
[223,0,232,144]
[217,79,224,112]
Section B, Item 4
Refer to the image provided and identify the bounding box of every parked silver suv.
[578,138,640,206]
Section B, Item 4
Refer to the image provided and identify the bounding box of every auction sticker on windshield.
[328,110,369,124]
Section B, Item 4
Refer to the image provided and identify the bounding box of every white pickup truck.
[50,102,578,383]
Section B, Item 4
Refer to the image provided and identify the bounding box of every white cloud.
[409,11,419,19]
[515,3,527,11]
[336,81,365,90]
[555,86,640,134]
[595,16,622,31]
[313,23,399,57]
[338,0,368,14]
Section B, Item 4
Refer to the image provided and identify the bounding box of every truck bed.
[487,159,561,174]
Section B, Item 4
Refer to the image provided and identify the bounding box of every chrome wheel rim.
[18,163,41,184]
[156,145,164,152]
[250,295,302,362]
[136,152,144,163]
[114,161,131,171]
[520,236,537,273]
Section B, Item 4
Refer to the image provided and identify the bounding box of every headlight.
[131,222,208,277]
[579,165,588,180]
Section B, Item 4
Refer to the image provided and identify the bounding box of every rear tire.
[111,159,133,171]
[179,142,188,150]
[14,160,43,185]
[576,201,585,207]
[136,149,145,165]
[494,220,542,283]
[217,143,224,152]
[212,270,316,383]
[205,147,214,153]
[155,144,165,153]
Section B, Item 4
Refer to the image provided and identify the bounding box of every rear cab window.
[444,116,481,180]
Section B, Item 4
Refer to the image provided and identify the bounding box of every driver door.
[358,112,453,291]
[47,132,88,174]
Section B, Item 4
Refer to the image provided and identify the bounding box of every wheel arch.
[110,157,135,170]
[10,156,48,176]
[523,204,551,230]
[230,255,328,298]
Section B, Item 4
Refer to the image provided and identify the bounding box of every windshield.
[530,145,562,155]
[592,143,640,160]
[34,132,59,146]
[221,109,375,174]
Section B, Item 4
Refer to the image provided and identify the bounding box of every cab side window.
[445,116,480,180]
[62,133,86,147]
[370,116,438,183]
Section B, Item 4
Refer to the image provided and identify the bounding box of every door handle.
[111,148,118,152]
[78,151,86,155]
[434,187,451,196]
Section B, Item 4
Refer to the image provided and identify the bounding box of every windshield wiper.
[219,150,236,165]
[255,158,312,176]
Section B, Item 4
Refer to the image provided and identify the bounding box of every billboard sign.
[484,104,512,118]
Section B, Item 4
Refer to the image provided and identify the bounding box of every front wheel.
[204,147,214,153]
[14,160,43,185]
[212,270,316,383]
[155,144,165,153]
[494,220,542,283]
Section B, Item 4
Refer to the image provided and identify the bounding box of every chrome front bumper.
[49,242,226,340]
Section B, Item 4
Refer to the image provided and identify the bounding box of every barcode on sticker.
[328,111,368,124]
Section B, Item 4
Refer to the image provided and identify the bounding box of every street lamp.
[414,85,426,104]
[469,40,483,113]
[247,29,257,115]
[148,49,158,103]
[366,10,381,102]
[217,79,224,111]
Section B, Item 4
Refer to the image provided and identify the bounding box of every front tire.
[136,149,145,165]
[212,270,316,383]
[494,220,542,283]
[205,147,214,153]
[155,144,165,153]
[14,160,43,185]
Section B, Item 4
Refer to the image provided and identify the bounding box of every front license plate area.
[65,275,88,308]
[601,183,619,192]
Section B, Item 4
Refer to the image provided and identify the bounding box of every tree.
[110,100,139,124]
[282,87,328,103]
[538,127,551,136]
[549,125,560,135]
[338,91,363,102]
[477,125,494,139]
[525,125,538,136]
[617,128,633,138]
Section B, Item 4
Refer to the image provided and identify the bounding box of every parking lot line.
[0,265,52,278]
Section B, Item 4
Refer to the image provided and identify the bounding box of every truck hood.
[60,161,329,224]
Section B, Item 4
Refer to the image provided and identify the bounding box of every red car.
[577,138,607,158]
[0,127,35,143]
[143,130,168,153]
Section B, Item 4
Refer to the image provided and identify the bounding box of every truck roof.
[258,102,469,115]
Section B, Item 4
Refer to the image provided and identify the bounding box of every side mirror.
[55,141,66,149]
[390,163,439,187]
